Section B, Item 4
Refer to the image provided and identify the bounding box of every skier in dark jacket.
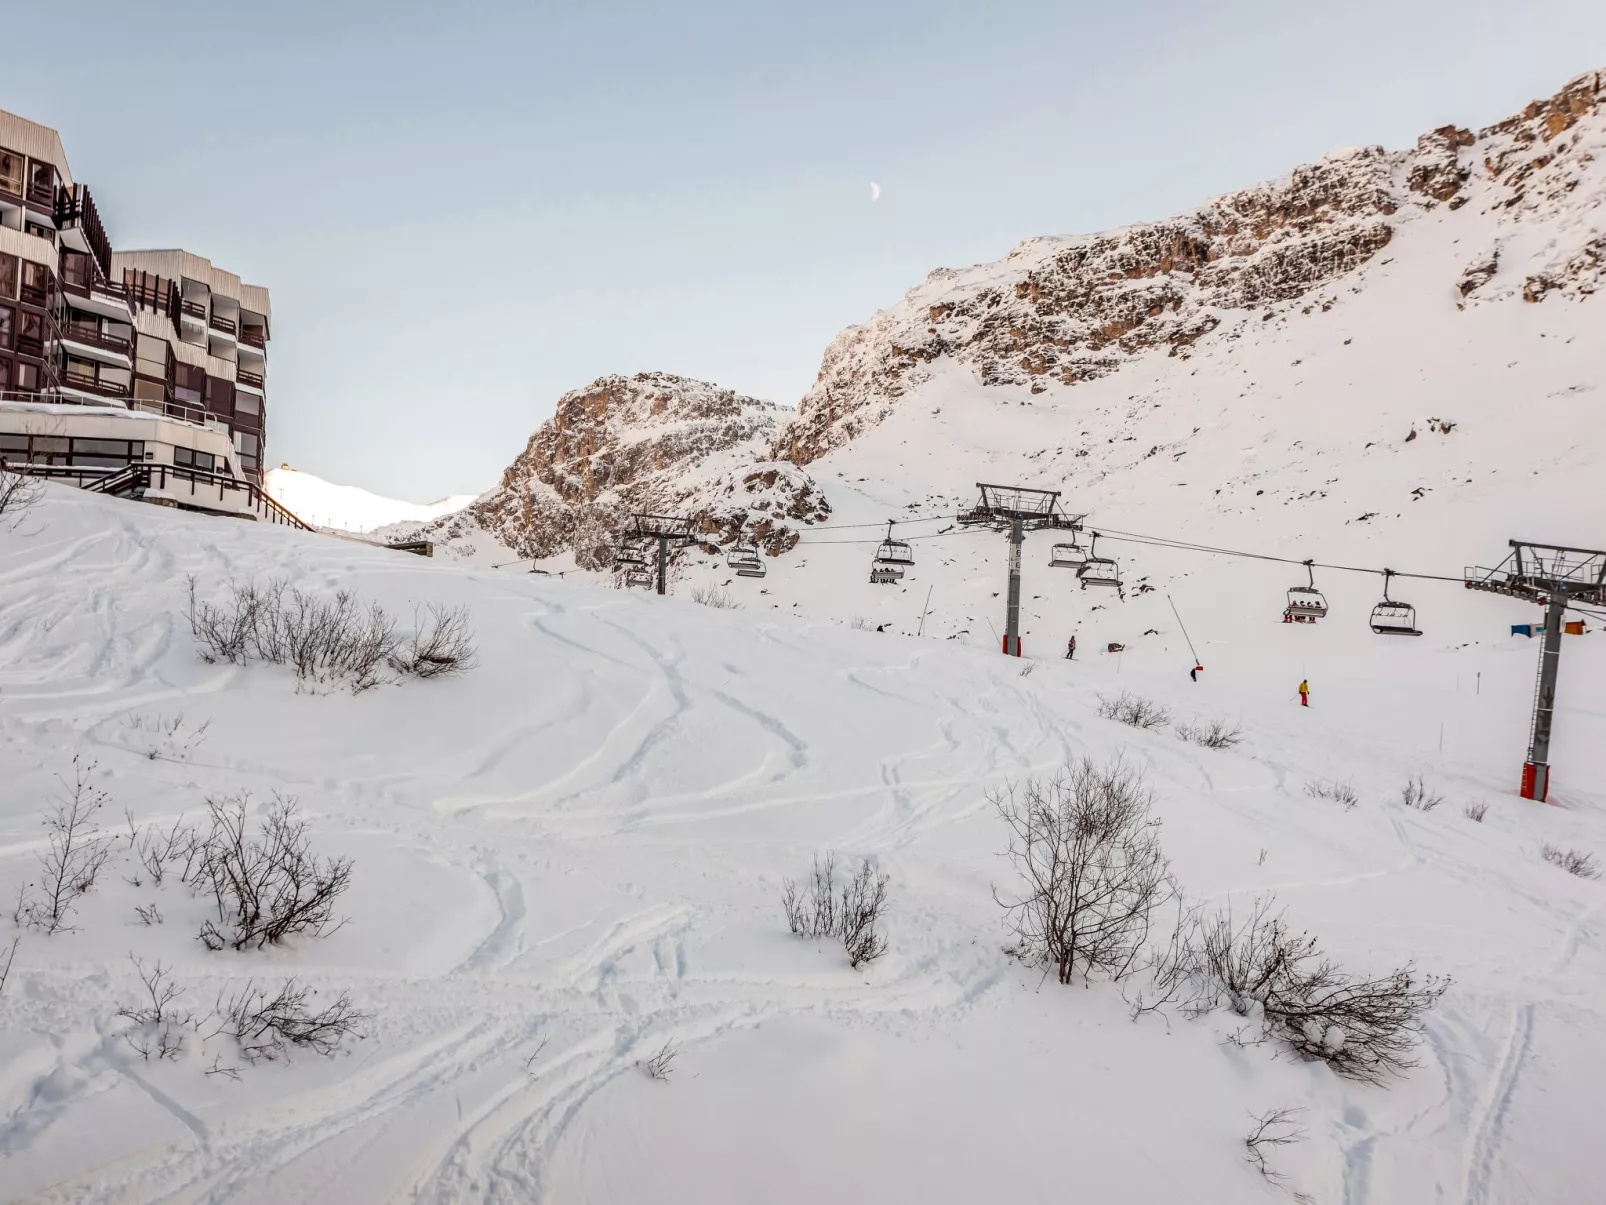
[1065,636,1077,660]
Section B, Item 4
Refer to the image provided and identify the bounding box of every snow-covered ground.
[264,467,476,534]
[1,484,1602,1203]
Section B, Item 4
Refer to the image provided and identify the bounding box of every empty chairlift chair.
[1076,533,1122,592]
[728,540,766,579]
[1049,537,1086,569]
[1283,560,1328,624]
[870,521,913,585]
[1369,569,1422,636]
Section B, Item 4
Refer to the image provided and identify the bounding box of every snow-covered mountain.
[416,68,1602,639]
[264,467,476,534]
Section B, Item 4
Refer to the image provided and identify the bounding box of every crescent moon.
[870,182,881,201]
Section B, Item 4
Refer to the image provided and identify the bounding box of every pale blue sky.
[7,1,1603,499]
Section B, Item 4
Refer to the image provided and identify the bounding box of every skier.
[1190,664,1202,682]
[1065,635,1077,660]
[1298,678,1310,707]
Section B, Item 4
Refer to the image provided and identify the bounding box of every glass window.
[0,358,9,392]
[135,334,168,377]
[234,390,260,416]
[174,446,192,466]
[0,305,11,350]
[0,254,16,299]
[16,311,43,352]
[32,436,67,453]
[60,251,91,289]
[0,148,21,195]
[0,433,26,454]
[133,378,165,406]
[27,159,55,198]
[237,431,259,456]
[193,450,214,471]
[16,362,39,391]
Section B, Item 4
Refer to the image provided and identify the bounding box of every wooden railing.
[61,369,131,399]
[236,368,264,389]
[239,327,266,349]
[209,313,237,336]
[84,463,311,529]
[59,323,132,356]
[180,298,207,320]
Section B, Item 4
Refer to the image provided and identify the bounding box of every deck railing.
[84,463,311,529]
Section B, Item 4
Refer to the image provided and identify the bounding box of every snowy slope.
[1,485,1604,1204]
[264,467,476,534]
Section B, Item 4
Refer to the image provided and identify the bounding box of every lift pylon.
[1465,540,1606,801]
[630,513,696,596]
[958,483,1084,656]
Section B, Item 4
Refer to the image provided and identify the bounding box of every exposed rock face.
[437,373,827,568]
[777,69,1605,464]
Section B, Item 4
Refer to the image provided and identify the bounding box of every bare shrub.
[0,936,18,998]
[213,977,367,1062]
[1244,1107,1306,1183]
[1303,778,1358,810]
[186,575,260,665]
[1018,661,1037,678]
[642,1039,678,1081]
[691,585,741,610]
[0,466,43,528]
[16,757,116,934]
[1400,776,1444,812]
[782,852,891,969]
[393,603,478,679]
[992,758,1173,985]
[1463,802,1488,823]
[126,712,212,762]
[190,794,352,952]
[849,615,872,631]
[132,815,199,887]
[135,903,164,926]
[1541,845,1601,879]
[117,956,191,1061]
[1096,692,1171,731]
[1175,718,1244,749]
[1191,896,1448,1083]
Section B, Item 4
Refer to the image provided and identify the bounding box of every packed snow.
[264,467,476,534]
[0,482,1602,1204]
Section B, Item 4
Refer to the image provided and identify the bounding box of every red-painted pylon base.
[1520,761,1549,802]
[1002,635,1022,656]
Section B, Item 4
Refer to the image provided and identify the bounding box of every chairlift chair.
[1283,559,1328,624]
[731,543,767,579]
[873,521,914,567]
[624,565,655,589]
[613,539,647,568]
[1370,569,1421,636]
[1049,538,1086,569]
[1075,533,1123,592]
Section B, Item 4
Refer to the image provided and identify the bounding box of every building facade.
[0,107,272,487]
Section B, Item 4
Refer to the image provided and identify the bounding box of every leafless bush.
[1175,718,1244,749]
[126,712,212,762]
[0,936,18,998]
[642,1039,678,1081]
[189,578,468,692]
[1463,802,1488,823]
[135,903,164,926]
[117,956,191,1061]
[1096,692,1171,731]
[1018,661,1037,678]
[393,603,478,679]
[1303,778,1358,810]
[691,585,741,610]
[213,977,367,1062]
[132,815,199,887]
[1400,776,1444,812]
[992,758,1173,985]
[0,466,43,528]
[1244,1107,1306,1183]
[190,794,353,952]
[1541,845,1601,879]
[849,615,872,631]
[782,852,891,969]
[15,757,116,934]
[1190,896,1448,1083]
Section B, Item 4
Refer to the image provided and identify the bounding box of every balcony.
[15,334,45,358]
[20,282,47,307]
[236,368,265,390]
[53,186,112,281]
[209,312,237,337]
[180,297,208,321]
[239,327,266,350]
[56,321,133,362]
[60,367,131,400]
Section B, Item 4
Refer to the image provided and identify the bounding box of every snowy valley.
[0,67,1603,1205]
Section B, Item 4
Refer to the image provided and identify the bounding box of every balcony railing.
[26,176,54,207]
[53,185,113,281]
[180,298,207,320]
[59,323,132,356]
[237,368,265,390]
[20,283,47,307]
[82,463,311,529]
[15,334,44,358]
[61,369,131,399]
[209,313,237,336]
[239,327,266,349]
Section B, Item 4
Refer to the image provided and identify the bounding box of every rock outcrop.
[776,69,1605,464]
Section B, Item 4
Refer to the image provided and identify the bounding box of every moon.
[870,181,881,202]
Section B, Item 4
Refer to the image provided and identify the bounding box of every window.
[0,358,9,393]
[234,389,260,416]
[135,334,168,378]
[235,431,259,457]
[0,305,11,351]
[60,251,92,290]
[16,361,39,392]
[132,378,165,411]
[174,446,215,472]
[16,310,44,356]
[205,375,234,413]
[20,261,48,306]
[0,254,16,300]
[27,159,55,201]
[0,148,21,196]
[0,433,25,456]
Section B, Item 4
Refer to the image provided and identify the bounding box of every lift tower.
[958,484,1083,657]
[630,513,696,596]
[1465,540,1606,801]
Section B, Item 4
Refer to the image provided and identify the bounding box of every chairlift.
[1049,537,1086,569]
[613,538,647,568]
[1283,559,1328,624]
[1076,533,1122,592]
[1370,569,1421,636]
[873,521,914,567]
[624,565,654,589]
[728,539,766,579]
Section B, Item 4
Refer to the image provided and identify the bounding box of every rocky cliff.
[776,69,1604,464]
[428,372,828,568]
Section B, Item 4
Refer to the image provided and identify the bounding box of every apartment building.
[0,107,282,519]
